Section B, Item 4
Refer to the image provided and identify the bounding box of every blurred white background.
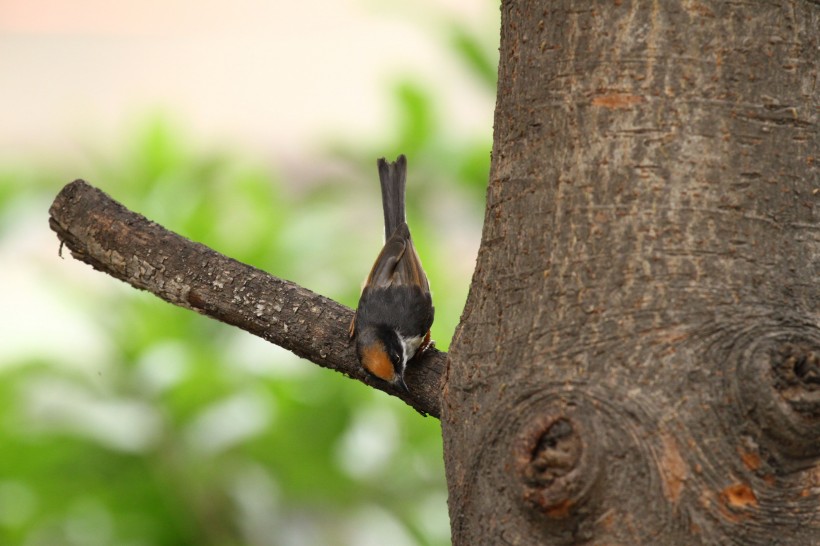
[0,0,494,164]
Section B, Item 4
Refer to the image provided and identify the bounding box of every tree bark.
[442,1,818,545]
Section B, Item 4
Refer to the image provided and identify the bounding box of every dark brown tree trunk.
[442,1,818,544]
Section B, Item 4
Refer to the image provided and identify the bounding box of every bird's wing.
[365,222,430,293]
[365,226,408,289]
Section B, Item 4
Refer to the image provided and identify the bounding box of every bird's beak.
[397,373,409,393]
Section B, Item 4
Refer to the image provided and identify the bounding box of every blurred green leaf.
[449,23,499,90]
[394,81,437,158]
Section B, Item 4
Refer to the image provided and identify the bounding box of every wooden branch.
[48,180,445,418]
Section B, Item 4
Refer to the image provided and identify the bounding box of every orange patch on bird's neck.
[361,343,395,382]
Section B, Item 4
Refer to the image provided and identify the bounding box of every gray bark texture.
[442,1,818,545]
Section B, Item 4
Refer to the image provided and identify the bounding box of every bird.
[349,154,434,391]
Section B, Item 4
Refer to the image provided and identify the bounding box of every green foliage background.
[0,6,497,546]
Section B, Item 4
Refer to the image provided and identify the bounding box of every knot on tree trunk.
[626,316,820,544]
[772,343,820,419]
[515,412,597,519]
[734,326,820,462]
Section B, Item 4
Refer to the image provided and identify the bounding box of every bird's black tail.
[377,154,407,240]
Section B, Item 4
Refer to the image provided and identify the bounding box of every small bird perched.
[350,155,434,391]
